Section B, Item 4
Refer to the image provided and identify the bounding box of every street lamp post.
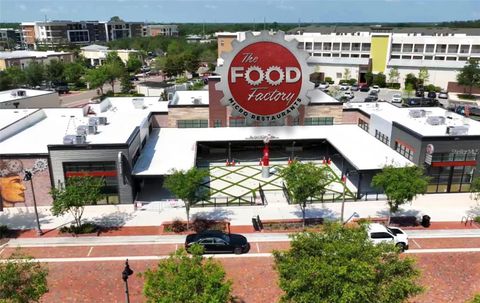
[291,141,296,161]
[340,172,349,224]
[23,171,42,236]
[122,259,134,303]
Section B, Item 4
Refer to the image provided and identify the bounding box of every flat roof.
[133,124,412,176]
[0,109,38,130]
[169,91,209,106]
[0,89,56,103]
[308,89,341,104]
[346,102,480,137]
[0,97,168,155]
[0,50,71,59]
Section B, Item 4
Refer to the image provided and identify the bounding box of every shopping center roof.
[346,102,480,137]
[133,124,412,176]
[0,97,168,155]
[0,108,38,130]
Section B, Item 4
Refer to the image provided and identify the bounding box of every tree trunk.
[387,210,392,226]
[111,80,115,93]
[301,202,306,229]
[186,203,190,231]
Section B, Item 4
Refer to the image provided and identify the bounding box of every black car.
[364,95,378,102]
[406,97,438,107]
[185,230,250,254]
[350,84,359,91]
[359,84,370,92]
[427,91,437,98]
[369,90,378,96]
[415,90,424,97]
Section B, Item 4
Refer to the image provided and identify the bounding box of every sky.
[0,0,478,23]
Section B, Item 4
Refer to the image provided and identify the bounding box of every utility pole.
[263,17,266,30]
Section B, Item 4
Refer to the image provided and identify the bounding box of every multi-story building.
[217,27,480,89]
[103,20,143,42]
[80,44,138,66]
[0,28,23,50]
[142,24,179,37]
[0,50,74,70]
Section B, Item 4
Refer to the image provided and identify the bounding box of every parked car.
[350,84,359,91]
[415,89,424,97]
[371,85,380,93]
[369,90,378,96]
[427,91,437,99]
[52,82,69,94]
[367,223,409,251]
[343,91,354,99]
[339,83,349,91]
[364,95,378,102]
[359,84,370,92]
[438,91,449,99]
[318,82,329,90]
[185,230,250,254]
[406,97,437,107]
[391,93,403,103]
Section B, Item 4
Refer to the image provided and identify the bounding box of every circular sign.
[228,42,302,116]
[216,31,313,122]
[426,144,434,155]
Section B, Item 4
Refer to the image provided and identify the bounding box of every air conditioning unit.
[426,116,445,126]
[132,98,145,109]
[88,117,99,125]
[16,90,26,97]
[76,125,88,136]
[63,135,76,144]
[98,116,108,125]
[193,97,202,105]
[75,135,87,144]
[409,109,426,118]
[88,124,97,134]
[446,125,469,136]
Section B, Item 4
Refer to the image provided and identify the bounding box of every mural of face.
[0,175,26,207]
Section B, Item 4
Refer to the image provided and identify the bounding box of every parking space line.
[0,248,4,256]
[175,244,178,251]
[412,239,422,249]
[256,242,260,253]
[87,247,93,257]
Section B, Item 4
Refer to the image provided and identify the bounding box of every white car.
[339,83,349,91]
[318,82,329,90]
[367,223,409,251]
[371,85,380,93]
[343,91,354,99]
[391,93,402,103]
[438,91,449,99]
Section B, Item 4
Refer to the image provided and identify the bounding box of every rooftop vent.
[426,116,446,126]
[193,97,202,105]
[16,90,26,97]
[132,98,145,109]
[446,125,469,136]
[98,116,108,125]
[63,135,76,145]
[409,109,426,118]
[88,117,99,126]
[76,125,88,136]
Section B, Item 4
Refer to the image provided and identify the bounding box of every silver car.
[391,93,402,103]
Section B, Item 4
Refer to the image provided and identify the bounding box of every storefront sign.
[216,31,313,122]
[451,149,479,155]
[425,144,434,165]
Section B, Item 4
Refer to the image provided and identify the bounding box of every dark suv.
[185,230,250,254]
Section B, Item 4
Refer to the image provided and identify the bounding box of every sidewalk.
[0,192,478,233]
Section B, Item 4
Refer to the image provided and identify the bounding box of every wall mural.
[0,159,51,208]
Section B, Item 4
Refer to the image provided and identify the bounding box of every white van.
[367,223,409,251]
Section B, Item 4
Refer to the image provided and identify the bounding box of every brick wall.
[167,107,210,128]
[304,104,343,124]
[447,82,480,95]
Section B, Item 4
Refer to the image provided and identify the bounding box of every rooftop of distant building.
[0,89,57,104]
[0,50,71,60]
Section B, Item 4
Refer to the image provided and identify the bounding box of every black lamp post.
[122,259,134,303]
[23,170,42,235]
[291,141,296,161]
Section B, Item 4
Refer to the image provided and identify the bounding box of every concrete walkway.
[0,192,478,230]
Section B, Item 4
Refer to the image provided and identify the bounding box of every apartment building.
[0,50,74,70]
[142,24,179,37]
[217,27,480,89]
[0,28,23,50]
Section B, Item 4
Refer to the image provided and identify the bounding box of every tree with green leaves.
[0,252,49,303]
[164,168,209,229]
[470,177,480,202]
[373,72,387,87]
[457,59,480,96]
[405,73,418,89]
[45,59,65,85]
[64,62,85,87]
[418,67,429,85]
[24,61,45,88]
[273,223,423,303]
[5,66,26,88]
[120,72,134,94]
[103,61,125,93]
[279,161,331,227]
[372,165,429,224]
[469,294,480,303]
[126,53,143,74]
[84,67,108,94]
[0,71,12,90]
[343,68,351,81]
[142,244,232,303]
[183,51,200,74]
[404,83,415,98]
[388,67,400,84]
[365,71,374,86]
[50,176,105,229]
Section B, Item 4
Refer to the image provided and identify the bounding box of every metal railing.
[194,196,262,208]
[461,215,475,226]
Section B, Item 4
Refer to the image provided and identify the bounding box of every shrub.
[386,83,401,89]
[324,77,334,84]
[171,219,187,233]
[425,84,436,92]
[192,218,210,233]
[59,222,98,234]
[474,216,480,224]
[339,79,349,85]
[0,225,10,238]
[348,78,357,85]
[459,94,477,100]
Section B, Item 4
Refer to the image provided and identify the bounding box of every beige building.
[0,50,74,71]
[143,24,179,37]
[80,44,138,66]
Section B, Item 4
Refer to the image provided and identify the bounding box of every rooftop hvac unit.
[75,135,87,144]
[446,125,469,136]
[88,117,99,126]
[16,90,26,97]
[98,116,108,125]
[426,116,446,126]
[76,125,88,136]
[63,135,76,145]
[132,98,145,109]
[409,109,426,118]
[193,97,202,105]
[88,124,97,134]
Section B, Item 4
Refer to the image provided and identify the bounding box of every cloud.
[18,4,27,11]
[277,3,295,10]
[39,8,52,13]
[204,4,218,9]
